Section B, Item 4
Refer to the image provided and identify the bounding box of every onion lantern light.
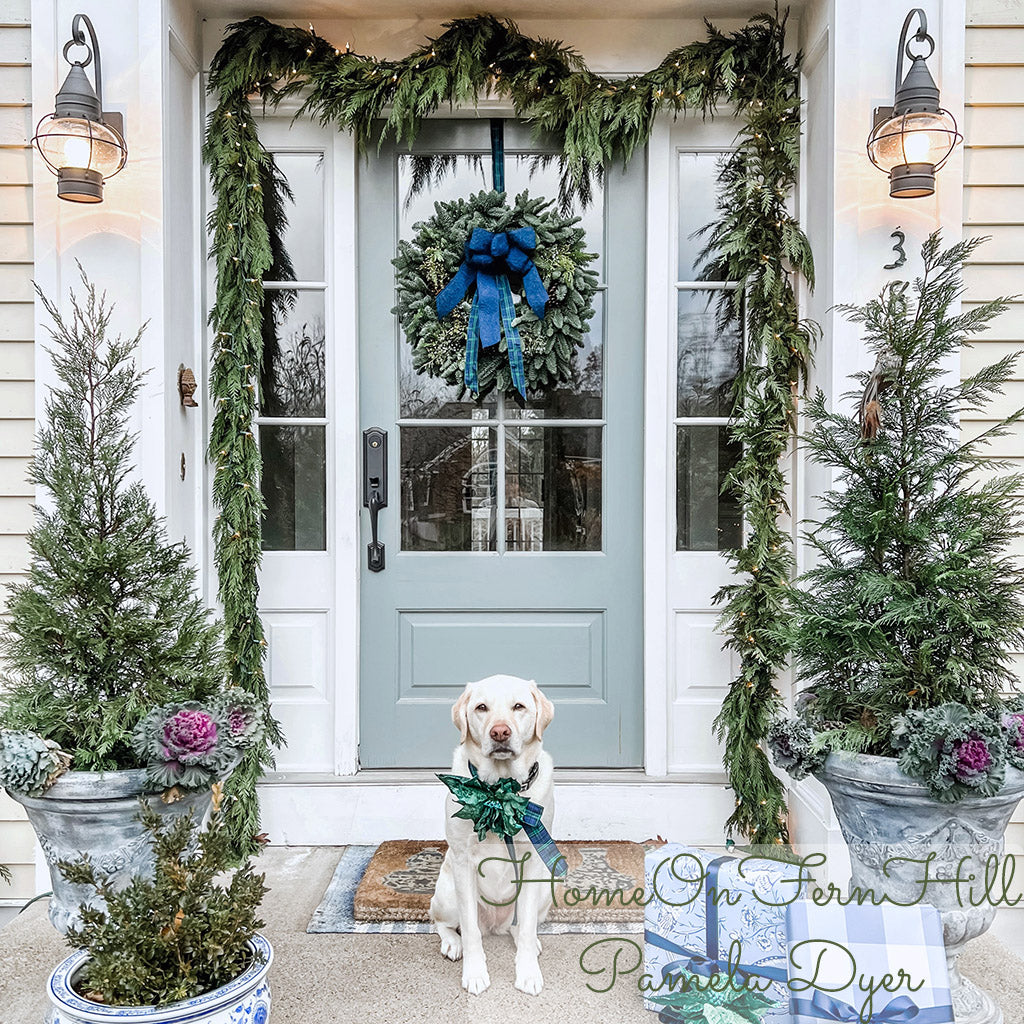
[866,8,962,199]
[32,14,127,203]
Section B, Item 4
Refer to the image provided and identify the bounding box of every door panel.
[358,120,645,769]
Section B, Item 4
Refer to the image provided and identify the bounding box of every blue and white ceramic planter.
[46,934,272,1024]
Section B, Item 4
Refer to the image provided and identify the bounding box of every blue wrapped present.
[785,902,953,1024]
[644,845,802,1024]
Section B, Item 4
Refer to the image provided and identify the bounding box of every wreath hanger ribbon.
[434,226,548,399]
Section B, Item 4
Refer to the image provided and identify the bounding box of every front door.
[358,121,645,769]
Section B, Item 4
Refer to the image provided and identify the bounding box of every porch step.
[258,770,734,846]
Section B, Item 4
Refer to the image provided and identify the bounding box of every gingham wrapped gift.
[785,902,954,1024]
[644,845,801,1024]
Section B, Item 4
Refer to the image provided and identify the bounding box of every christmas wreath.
[392,189,599,399]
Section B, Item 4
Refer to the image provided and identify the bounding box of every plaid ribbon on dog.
[437,763,566,879]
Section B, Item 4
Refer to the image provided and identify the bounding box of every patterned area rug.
[308,843,648,935]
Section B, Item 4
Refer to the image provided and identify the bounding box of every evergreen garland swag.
[394,189,598,398]
[204,9,814,850]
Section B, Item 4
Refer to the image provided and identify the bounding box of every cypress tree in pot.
[0,271,271,933]
[769,235,1024,1024]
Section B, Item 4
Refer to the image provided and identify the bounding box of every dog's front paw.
[515,961,544,996]
[440,932,462,961]
[462,956,490,995]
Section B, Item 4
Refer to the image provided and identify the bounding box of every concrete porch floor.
[2,846,1022,1023]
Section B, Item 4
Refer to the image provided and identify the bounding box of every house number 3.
[884,227,907,270]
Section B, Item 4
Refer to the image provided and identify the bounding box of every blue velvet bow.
[792,990,950,1023]
[435,226,548,397]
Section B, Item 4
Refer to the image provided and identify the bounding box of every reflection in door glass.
[261,290,326,418]
[677,291,741,418]
[676,425,742,550]
[401,426,497,551]
[270,152,325,282]
[260,424,327,550]
[505,427,602,551]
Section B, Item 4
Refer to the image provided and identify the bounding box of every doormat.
[308,843,648,935]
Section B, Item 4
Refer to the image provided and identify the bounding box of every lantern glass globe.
[867,108,959,173]
[34,115,126,178]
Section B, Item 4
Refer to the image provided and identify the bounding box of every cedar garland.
[205,9,815,850]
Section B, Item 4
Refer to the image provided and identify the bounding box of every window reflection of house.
[401,429,601,553]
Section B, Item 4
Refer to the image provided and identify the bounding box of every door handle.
[363,428,388,572]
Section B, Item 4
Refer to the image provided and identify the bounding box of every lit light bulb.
[901,130,933,164]
[62,135,91,168]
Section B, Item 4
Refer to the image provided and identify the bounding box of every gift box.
[644,845,802,1024]
[785,902,953,1024]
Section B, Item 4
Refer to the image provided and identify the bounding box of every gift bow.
[434,226,548,397]
[436,765,566,879]
[792,990,953,1023]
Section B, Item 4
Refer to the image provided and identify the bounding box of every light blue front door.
[358,121,645,769]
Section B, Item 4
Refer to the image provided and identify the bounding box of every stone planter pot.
[46,933,272,1024]
[9,770,212,935]
[819,751,1024,1024]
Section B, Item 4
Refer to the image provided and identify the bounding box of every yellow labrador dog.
[430,674,556,996]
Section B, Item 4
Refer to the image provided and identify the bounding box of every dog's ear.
[452,685,472,744]
[530,680,554,741]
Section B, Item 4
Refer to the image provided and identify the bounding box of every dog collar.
[467,760,539,792]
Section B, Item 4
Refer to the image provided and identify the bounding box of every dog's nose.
[489,723,512,743]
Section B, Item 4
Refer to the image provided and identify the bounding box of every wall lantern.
[32,14,127,203]
[866,8,962,199]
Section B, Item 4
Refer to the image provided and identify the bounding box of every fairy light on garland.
[205,9,815,851]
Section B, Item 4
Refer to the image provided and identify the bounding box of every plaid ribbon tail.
[464,293,481,394]
[522,802,567,879]
[498,275,527,398]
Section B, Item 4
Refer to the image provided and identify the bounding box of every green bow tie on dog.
[437,771,529,842]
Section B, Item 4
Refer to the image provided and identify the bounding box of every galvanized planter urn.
[819,752,1024,1024]
[45,933,272,1024]
[10,769,211,935]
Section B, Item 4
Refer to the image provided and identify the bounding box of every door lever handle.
[363,428,388,573]
[367,486,385,572]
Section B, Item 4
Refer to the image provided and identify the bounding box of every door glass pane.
[506,291,604,420]
[397,154,495,420]
[676,425,742,550]
[678,151,725,281]
[261,424,327,550]
[677,290,741,417]
[271,152,324,282]
[505,426,602,551]
[261,290,326,417]
[401,425,497,551]
[504,154,605,280]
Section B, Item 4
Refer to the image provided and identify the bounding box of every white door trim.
[642,117,673,777]
[331,129,361,776]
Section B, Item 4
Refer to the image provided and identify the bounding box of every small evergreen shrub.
[0,271,227,771]
[59,792,267,1006]
[770,235,1024,799]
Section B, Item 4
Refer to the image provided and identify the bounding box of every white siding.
[964,5,1024,849]
[0,0,36,908]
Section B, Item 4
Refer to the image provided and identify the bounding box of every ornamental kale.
[1003,705,1024,771]
[777,235,1024,780]
[890,704,1007,802]
[59,793,266,1006]
[766,719,826,781]
[133,692,265,791]
[0,729,70,797]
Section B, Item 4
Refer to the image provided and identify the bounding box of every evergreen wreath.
[393,189,598,398]
[205,8,815,852]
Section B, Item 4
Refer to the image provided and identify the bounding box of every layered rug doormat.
[308,841,649,934]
